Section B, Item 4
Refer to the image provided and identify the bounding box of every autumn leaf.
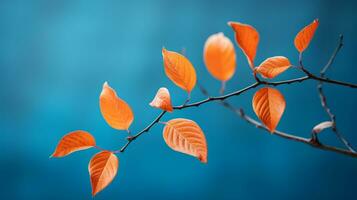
[313,121,333,134]
[51,130,96,158]
[252,87,286,132]
[162,118,207,163]
[99,82,134,131]
[294,19,319,53]
[255,56,291,79]
[228,21,259,69]
[203,32,236,82]
[89,151,119,196]
[162,48,197,93]
[149,87,173,112]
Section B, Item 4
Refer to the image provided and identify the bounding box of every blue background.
[1,0,357,199]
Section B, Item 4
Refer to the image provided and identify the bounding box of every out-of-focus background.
[1,0,357,199]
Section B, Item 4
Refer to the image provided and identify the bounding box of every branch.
[117,72,356,153]
[317,84,356,152]
[238,108,357,158]
[119,111,166,153]
[315,35,356,152]
[112,35,357,154]
[320,34,344,76]
[198,83,357,158]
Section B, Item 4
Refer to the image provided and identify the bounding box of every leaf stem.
[220,81,226,95]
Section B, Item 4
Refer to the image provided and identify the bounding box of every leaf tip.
[103,81,109,88]
[198,154,207,163]
[162,47,167,55]
[227,21,234,27]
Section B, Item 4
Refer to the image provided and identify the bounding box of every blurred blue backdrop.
[1,0,357,199]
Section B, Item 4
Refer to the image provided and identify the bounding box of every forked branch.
[316,35,355,152]
[118,47,357,155]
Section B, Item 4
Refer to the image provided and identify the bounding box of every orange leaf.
[203,32,236,81]
[252,87,286,132]
[99,82,134,130]
[294,19,319,53]
[228,21,259,68]
[162,48,197,93]
[51,130,96,158]
[149,87,173,112]
[255,56,291,79]
[89,151,119,196]
[163,118,208,163]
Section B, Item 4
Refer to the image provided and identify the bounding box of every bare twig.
[238,108,357,158]
[320,34,344,75]
[119,111,166,153]
[317,85,355,152]
[315,35,355,152]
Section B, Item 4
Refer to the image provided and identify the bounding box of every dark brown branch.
[198,83,357,158]
[114,34,357,154]
[118,111,166,153]
[317,85,355,152]
[321,34,344,76]
[316,35,356,152]
[174,82,260,110]
[117,71,357,153]
[238,108,357,158]
[174,75,356,110]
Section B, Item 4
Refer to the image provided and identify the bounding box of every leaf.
[162,118,208,163]
[162,48,197,93]
[99,82,134,130]
[252,87,286,132]
[203,32,236,81]
[313,121,333,134]
[149,87,173,112]
[51,130,96,158]
[89,151,119,196]
[294,19,319,53]
[255,56,291,79]
[228,21,259,68]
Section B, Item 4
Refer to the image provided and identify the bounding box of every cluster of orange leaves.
[51,19,319,196]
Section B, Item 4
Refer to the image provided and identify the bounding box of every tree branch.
[198,83,357,158]
[320,34,344,75]
[315,35,356,152]
[110,36,357,156]
[317,84,356,152]
[238,108,357,158]
[117,72,356,153]
[119,111,167,153]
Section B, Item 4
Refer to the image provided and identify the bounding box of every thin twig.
[182,92,191,106]
[316,35,355,152]
[119,111,166,153]
[317,85,355,152]
[238,108,357,158]
[320,34,344,76]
